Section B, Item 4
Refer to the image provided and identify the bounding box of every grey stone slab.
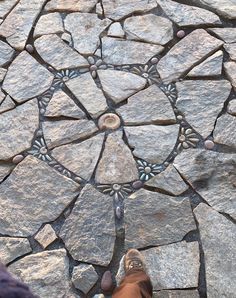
[52,134,104,180]
[176,80,231,138]
[0,0,47,50]
[0,99,39,160]
[34,12,64,38]
[156,29,223,83]
[116,84,176,125]
[125,188,196,248]
[34,34,88,70]
[124,125,179,164]
[72,264,98,294]
[9,249,71,298]
[98,69,146,104]
[157,0,221,27]
[187,50,223,77]
[0,163,14,182]
[194,203,236,298]
[0,155,79,236]
[102,37,164,65]
[45,0,98,12]
[192,0,236,19]
[34,224,57,249]
[95,131,139,184]
[228,98,236,115]
[65,13,111,55]
[0,40,14,67]
[2,51,54,102]
[208,28,236,43]
[174,149,236,219]
[124,14,173,45]
[0,95,15,114]
[224,43,236,61]
[66,73,108,118]
[145,164,188,195]
[60,184,116,266]
[102,0,157,21]
[45,90,85,119]
[0,237,31,265]
[0,0,19,18]
[153,290,199,298]
[214,113,236,148]
[224,61,236,90]
[43,119,98,149]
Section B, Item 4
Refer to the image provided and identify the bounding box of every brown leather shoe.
[124,249,146,274]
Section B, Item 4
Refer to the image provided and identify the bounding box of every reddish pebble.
[177,30,185,38]
[132,180,143,189]
[12,155,24,164]
[101,271,114,293]
[204,140,215,150]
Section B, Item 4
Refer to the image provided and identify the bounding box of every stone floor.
[0,0,235,297]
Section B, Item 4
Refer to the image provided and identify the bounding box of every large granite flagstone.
[34,13,64,38]
[2,51,54,102]
[174,149,236,219]
[187,51,223,77]
[213,113,236,148]
[153,290,199,298]
[0,0,47,50]
[43,119,98,149]
[35,34,88,70]
[224,43,236,61]
[9,249,71,298]
[65,13,111,55]
[124,14,173,45]
[176,80,231,138]
[125,188,196,248]
[157,0,221,27]
[116,85,176,125]
[145,164,188,196]
[0,237,31,265]
[0,163,14,182]
[124,125,179,164]
[102,37,164,65]
[194,203,236,298]
[66,72,108,118]
[45,0,98,12]
[98,70,146,104]
[72,264,98,294]
[52,134,104,180]
[45,90,85,119]
[208,28,236,43]
[0,40,14,67]
[0,156,79,236]
[0,0,19,18]
[224,61,236,90]
[102,0,157,20]
[0,99,39,160]
[60,184,116,266]
[156,29,223,83]
[95,131,139,184]
[192,0,236,19]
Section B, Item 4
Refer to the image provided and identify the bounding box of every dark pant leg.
[112,271,153,298]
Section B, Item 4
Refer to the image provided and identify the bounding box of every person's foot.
[124,249,146,274]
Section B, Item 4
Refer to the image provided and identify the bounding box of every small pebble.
[40,108,45,114]
[98,113,121,130]
[74,176,82,183]
[12,155,24,164]
[177,30,185,38]
[116,206,122,219]
[36,130,43,137]
[101,271,114,293]
[151,57,158,64]
[164,161,169,167]
[204,140,215,150]
[48,66,54,72]
[25,44,34,53]
[177,115,183,120]
[132,180,143,189]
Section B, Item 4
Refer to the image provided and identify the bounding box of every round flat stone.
[98,113,121,130]
[205,140,215,149]
[132,180,143,189]
[101,271,113,292]
[177,30,185,38]
[12,155,24,164]
[25,44,34,53]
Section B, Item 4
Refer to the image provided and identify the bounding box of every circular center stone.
[98,113,121,130]
[142,73,149,78]
[113,184,121,191]
[144,166,152,174]
[40,147,47,154]
[62,76,69,82]
[90,65,97,71]
[179,135,186,142]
